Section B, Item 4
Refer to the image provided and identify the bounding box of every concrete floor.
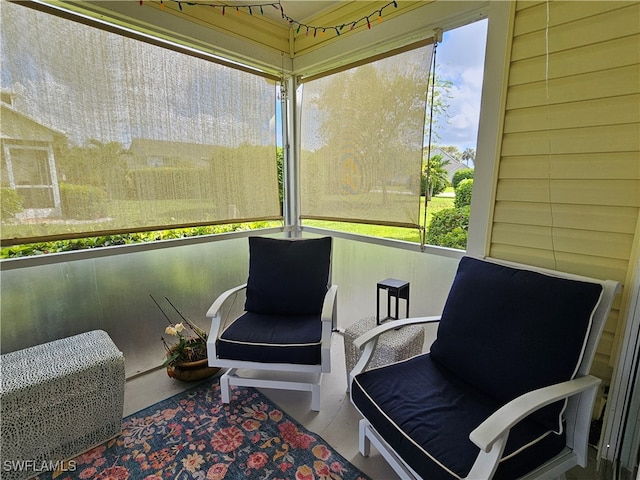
[124,333,599,480]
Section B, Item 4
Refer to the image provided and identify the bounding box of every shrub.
[454,178,473,208]
[60,183,108,219]
[1,188,23,221]
[425,206,470,250]
[0,222,276,258]
[451,168,474,189]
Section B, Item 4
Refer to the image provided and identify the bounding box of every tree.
[422,154,450,199]
[314,64,429,199]
[439,145,461,160]
[462,148,475,166]
[55,138,128,199]
[311,52,453,203]
[426,74,454,146]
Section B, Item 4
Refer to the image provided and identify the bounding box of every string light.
[139,0,399,38]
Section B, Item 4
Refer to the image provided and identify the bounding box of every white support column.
[281,75,302,238]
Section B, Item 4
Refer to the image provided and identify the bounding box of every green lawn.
[1,195,455,258]
[303,195,454,244]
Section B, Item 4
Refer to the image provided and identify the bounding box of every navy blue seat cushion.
[351,355,566,480]
[430,256,603,431]
[217,311,322,365]
[245,237,332,316]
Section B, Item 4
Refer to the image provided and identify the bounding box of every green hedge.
[451,168,474,189]
[425,206,470,250]
[454,178,473,208]
[0,223,275,258]
[60,183,108,219]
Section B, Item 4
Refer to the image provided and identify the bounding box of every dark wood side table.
[377,278,410,325]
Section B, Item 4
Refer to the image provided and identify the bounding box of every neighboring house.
[1,93,63,219]
[127,138,215,169]
[429,147,471,182]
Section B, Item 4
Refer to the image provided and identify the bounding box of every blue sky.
[433,19,488,153]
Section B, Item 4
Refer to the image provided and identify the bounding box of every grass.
[1,195,455,258]
[303,195,454,244]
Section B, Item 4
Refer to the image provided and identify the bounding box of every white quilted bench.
[0,330,125,480]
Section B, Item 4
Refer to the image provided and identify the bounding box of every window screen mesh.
[1,2,281,244]
[300,43,434,227]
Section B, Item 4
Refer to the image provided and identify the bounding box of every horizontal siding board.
[499,153,640,180]
[498,156,550,179]
[556,252,628,282]
[497,179,640,207]
[491,223,553,250]
[496,179,551,202]
[509,35,640,86]
[603,309,620,336]
[597,331,615,358]
[488,243,561,270]
[549,153,640,179]
[550,180,640,207]
[489,244,630,282]
[503,95,640,133]
[506,65,639,110]
[552,229,634,260]
[550,205,639,234]
[511,3,640,60]
[492,223,634,260]
[540,251,629,282]
[493,201,552,226]
[501,124,640,156]
[494,202,639,234]
[591,353,614,381]
[513,1,635,38]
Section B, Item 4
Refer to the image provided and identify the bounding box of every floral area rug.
[36,378,370,480]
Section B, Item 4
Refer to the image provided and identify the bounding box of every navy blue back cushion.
[430,256,603,430]
[245,237,331,316]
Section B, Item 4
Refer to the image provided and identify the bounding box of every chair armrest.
[206,283,247,320]
[206,284,247,365]
[469,375,601,452]
[349,316,441,385]
[320,285,338,372]
[321,284,338,324]
[353,316,441,350]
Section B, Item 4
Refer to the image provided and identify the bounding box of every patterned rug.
[36,378,370,480]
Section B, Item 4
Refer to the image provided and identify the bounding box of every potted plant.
[155,296,219,381]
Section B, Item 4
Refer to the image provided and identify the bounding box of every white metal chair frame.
[349,257,620,480]
[207,282,337,411]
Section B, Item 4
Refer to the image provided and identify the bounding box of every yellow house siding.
[489,1,640,385]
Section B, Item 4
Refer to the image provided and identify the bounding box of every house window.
[2,144,61,218]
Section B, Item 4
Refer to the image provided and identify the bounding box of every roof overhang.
[24,0,489,78]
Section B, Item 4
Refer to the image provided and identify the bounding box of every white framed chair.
[206,236,336,411]
[350,256,620,479]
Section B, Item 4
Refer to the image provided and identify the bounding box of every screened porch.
[1,1,639,478]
